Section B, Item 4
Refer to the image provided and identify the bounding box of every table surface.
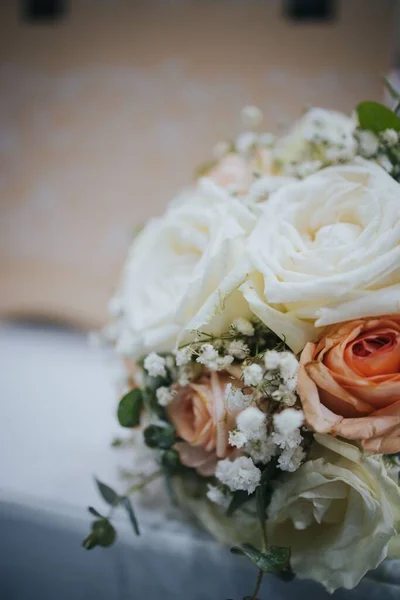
[1,321,399,600]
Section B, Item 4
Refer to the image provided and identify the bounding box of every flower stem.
[251,569,264,600]
[125,470,162,496]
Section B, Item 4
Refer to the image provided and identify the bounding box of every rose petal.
[298,343,342,432]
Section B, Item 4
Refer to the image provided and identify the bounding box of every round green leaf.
[356,101,400,133]
[92,519,117,548]
[82,532,98,550]
[117,388,143,428]
[161,449,181,472]
[143,424,175,449]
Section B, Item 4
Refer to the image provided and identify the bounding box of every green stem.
[125,470,162,496]
[394,100,400,115]
[251,569,264,600]
[178,331,237,350]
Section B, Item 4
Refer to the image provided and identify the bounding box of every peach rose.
[209,150,272,191]
[168,371,236,475]
[298,316,400,454]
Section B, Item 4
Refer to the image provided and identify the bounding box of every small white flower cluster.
[263,350,299,406]
[273,409,305,472]
[170,318,256,374]
[232,317,255,337]
[228,405,276,465]
[227,339,250,359]
[356,128,400,177]
[275,109,357,178]
[210,407,306,502]
[196,343,234,371]
[206,484,231,509]
[237,406,266,441]
[227,398,305,470]
[174,346,192,366]
[143,352,167,378]
[243,363,263,386]
[225,383,253,412]
[155,386,176,407]
[215,456,261,495]
[238,350,299,406]
[143,347,197,389]
[235,105,275,157]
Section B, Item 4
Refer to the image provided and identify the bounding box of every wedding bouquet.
[83,85,400,597]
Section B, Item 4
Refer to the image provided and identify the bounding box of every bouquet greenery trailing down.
[83,78,400,599]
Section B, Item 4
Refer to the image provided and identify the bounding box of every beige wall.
[0,0,397,328]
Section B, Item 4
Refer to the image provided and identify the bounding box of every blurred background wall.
[0,0,398,328]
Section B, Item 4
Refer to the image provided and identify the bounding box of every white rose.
[239,159,400,353]
[267,434,400,592]
[114,180,255,357]
[273,108,356,175]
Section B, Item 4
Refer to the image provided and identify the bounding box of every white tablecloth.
[1,322,399,599]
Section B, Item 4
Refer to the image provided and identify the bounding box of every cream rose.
[239,159,400,353]
[114,180,255,357]
[267,434,400,592]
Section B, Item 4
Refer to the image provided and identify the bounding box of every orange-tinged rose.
[298,316,400,454]
[209,150,272,191]
[167,371,237,475]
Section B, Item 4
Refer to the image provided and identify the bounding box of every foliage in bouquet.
[84,79,400,598]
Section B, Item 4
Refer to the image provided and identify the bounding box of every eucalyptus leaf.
[161,449,181,472]
[120,496,140,536]
[143,424,176,449]
[231,543,291,574]
[356,101,400,132]
[117,388,143,428]
[82,532,98,550]
[82,518,117,550]
[92,519,117,548]
[226,490,254,517]
[94,477,120,506]
[88,506,102,518]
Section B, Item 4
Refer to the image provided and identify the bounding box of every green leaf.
[356,101,400,132]
[226,490,254,517]
[161,449,181,472]
[82,532,98,550]
[82,518,117,550]
[88,506,102,518]
[143,424,176,449]
[231,544,291,574]
[120,496,140,536]
[92,519,117,548]
[117,388,143,428]
[94,478,120,506]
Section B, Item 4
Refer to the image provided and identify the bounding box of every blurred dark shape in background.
[285,0,336,22]
[22,0,66,22]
